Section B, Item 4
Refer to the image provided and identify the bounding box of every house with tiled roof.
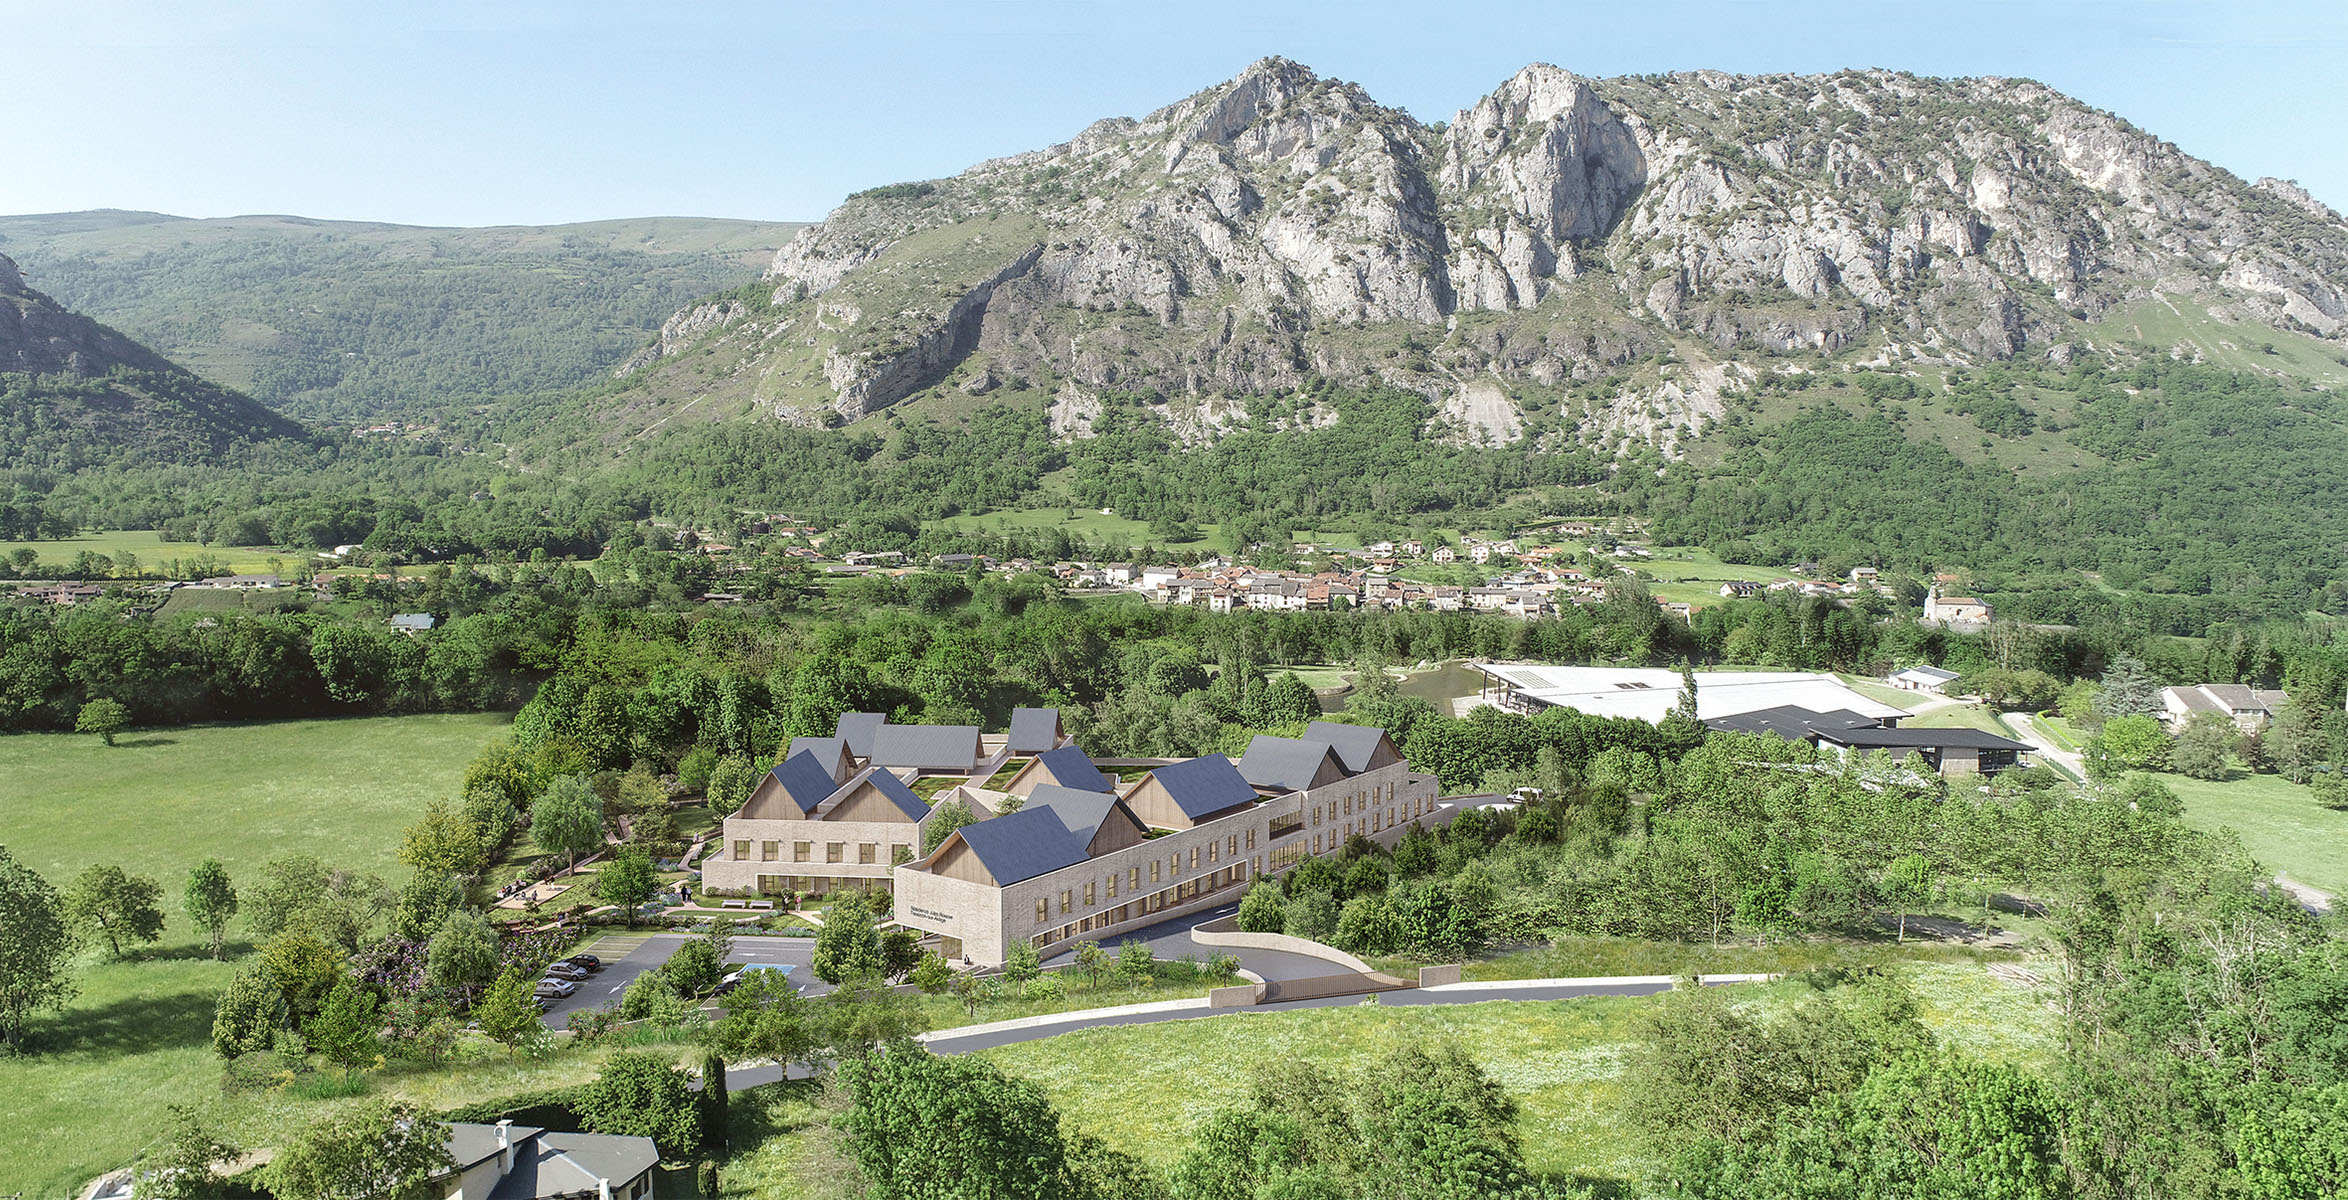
[2161,684,2291,731]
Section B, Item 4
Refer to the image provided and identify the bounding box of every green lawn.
[978,960,2058,1183]
[0,713,510,1200]
[0,530,292,576]
[2162,770,2348,898]
[1904,704,2014,734]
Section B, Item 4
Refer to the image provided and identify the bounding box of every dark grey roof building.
[442,1121,657,1200]
[835,712,887,759]
[742,749,848,818]
[1007,707,1066,754]
[869,723,981,773]
[1237,735,1352,794]
[1302,721,1403,773]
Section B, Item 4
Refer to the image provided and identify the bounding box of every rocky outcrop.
[622,60,2348,448]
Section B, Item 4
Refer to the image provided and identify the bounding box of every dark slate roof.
[1705,705,1885,741]
[1020,784,1123,839]
[869,723,980,771]
[1032,744,1113,792]
[447,1122,545,1173]
[835,712,887,758]
[1817,727,2031,751]
[1007,707,1063,753]
[1303,721,1389,773]
[1149,754,1260,821]
[832,766,930,822]
[487,1130,659,1200]
[789,735,848,762]
[1237,735,1348,794]
[762,750,845,815]
[950,805,1094,886]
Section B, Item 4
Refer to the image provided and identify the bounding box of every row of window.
[734,838,910,867]
[1038,854,1256,924]
[1034,864,1249,946]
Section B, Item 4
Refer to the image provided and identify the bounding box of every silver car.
[533,977,578,999]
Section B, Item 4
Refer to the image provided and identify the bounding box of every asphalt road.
[539,933,830,1024]
[1036,901,1340,981]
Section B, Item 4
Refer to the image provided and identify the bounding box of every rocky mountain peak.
[618,60,2348,454]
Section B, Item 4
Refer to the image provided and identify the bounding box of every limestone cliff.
[615,59,2348,451]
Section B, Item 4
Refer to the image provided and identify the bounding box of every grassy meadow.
[2161,770,2348,899]
[0,530,291,577]
[0,713,509,1200]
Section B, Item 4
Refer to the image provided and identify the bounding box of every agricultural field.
[0,713,509,1200]
[1635,546,1802,605]
[2161,770,2348,900]
[0,530,292,577]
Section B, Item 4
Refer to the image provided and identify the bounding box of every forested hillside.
[0,211,803,421]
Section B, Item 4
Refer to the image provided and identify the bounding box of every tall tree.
[473,968,542,1059]
[2094,654,2163,720]
[211,965,290,1059]
[265,1102,452,1200]
[64,864,166,957]
[424,911,500,999]
[306,978,382,1079]
[812,894,884,984]
[398,799,486,878]
[76,697,130,746]
[0,848,79,1050]
[597,846,661,929]
[530,774,605,869]
[183,859,238,960]
[837,1045,1075,1200]
[576,1051,705,1160]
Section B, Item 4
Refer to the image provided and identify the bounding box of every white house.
[1887,665,1962,693]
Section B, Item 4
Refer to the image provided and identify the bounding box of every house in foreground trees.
[1705,705,2031,777]
[443,1120,656,1200]
[895,720,1436,966]
[2159,684,2290,732]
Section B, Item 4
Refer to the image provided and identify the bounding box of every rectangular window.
[1246,828,1257,849]
[1312,805,1321,826]
[1170,852,1181,877]
[891,843,911,864]
[760,840,779,862]
[794,841,812,862]
[1206,840,1217,864]
[1060,890,1072,915]
[859,843,877,864]
[1189,846,1200,870]
[1345,795,1354,815]
[1085,882,1096,906]
[733,839,750,861]
[826,842,844,863]
[1037,898,1049,923]
[1151,859,1162,883]
[1269,812,1302,839]
[1228,835,1239,858]
[1129,867,1140,891]
[1107,873,1118,899]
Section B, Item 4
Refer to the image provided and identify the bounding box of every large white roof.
[1474,664,1907,723]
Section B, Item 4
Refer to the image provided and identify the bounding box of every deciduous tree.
[0,848,78,1050]
[76,697,130,746]
[577,1051,704,1159]
[64,864,167,957]
[530,774,605,869]
[183,859,238,960]
[265,1102,452,1200]
[812,893,884,984]
[596,846,660,928]
[473,968,542,1059]
[306,978,382,1079]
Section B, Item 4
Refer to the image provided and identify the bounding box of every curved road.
[1038,902,1341,981]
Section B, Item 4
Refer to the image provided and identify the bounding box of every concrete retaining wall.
[1208,984,1261,1009]
[1190,915,1376,974]
[1417,963,1462,987]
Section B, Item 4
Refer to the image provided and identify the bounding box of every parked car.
[533,978,577,999]
[543,961,590,981]
[561,953,602,971]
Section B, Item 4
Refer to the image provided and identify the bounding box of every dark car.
[561,954,602,971]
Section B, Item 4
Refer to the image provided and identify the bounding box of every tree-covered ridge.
[1647,361,2348,622]
[0,368,311,473]
[0,212,803,421]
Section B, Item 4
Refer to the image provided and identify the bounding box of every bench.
[722,900,748,910]
[748,900,775,911]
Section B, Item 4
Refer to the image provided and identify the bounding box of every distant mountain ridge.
[605,58,2348,453]
[0,211,806,421]
[0,251,310,470]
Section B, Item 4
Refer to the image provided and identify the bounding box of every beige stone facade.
[701,808,930,895]
[896,758,1437,966]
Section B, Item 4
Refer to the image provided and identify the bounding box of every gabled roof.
[447,1123,546,1173]
[788,736,855,782]
[835,712,887,758]
[486,1129,659,1200]
[1007,707,1064,754]
[1303,721,1393,773]
[869,723,980,771]
[820,766,930,822]
[1146,754,1260,821]
[1020,784,1124,837]
[1816,727,2031,751]
[1030,744,1113,792]
[1237,735,1350,794]
[1891,665,1961,683]
[744,750,843,818]
[1705,705,1885,741]
[949,805,1094,886]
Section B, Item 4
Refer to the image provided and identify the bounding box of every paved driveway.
[1036,902,1340,982]
[539,932,829,1024]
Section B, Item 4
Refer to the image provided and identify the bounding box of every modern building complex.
[897,720,1435,965]
[1471,663,1909,725]
[1705,704,2030,776]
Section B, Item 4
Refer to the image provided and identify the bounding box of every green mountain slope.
[0,211,805,422]
[1,252,310,471]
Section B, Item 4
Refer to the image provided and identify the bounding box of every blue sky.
[4,0,2343,227]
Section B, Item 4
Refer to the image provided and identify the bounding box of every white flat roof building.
[1472,664,1908,724]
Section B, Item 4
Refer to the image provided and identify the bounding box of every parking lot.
[537,932,831,1024]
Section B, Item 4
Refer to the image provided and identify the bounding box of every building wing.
[1007,707,1065,754]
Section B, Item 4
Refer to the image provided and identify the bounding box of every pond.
[1321,659,1487,713]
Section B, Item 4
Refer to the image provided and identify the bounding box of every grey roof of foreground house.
[1007,707,1063,753]
[952,803,1097,885]
[1031,744,1114,792]
[835,712,887,758]
[1237,735,1350,794]
[486,1130,659,1200]
[869,723,981,771]
[1303,721,1388,773]
[1148,753,1260,821]
[789,735,849,762]
[1021,784,1124,833]
[447,1123,544,1173]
